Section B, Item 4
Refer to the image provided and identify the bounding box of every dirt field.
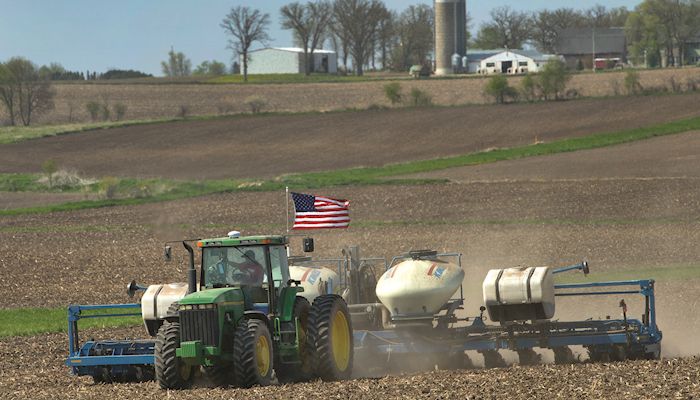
[1,67,697,125]
[1,93,700,180]
[2,94,700,397]
[1,326,698,399]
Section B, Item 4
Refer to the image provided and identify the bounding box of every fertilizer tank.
[482,266,555,323]
[289,265,340,303]
[376,258,464,320]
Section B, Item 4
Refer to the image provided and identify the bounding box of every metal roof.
[250,47,336,55]
[556,28,626,55]
[468,49,557,62]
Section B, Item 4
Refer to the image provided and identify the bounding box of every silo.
[435,0,466,75]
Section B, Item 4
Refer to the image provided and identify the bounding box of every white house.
[245,47,338,75]
[477,50,562,75]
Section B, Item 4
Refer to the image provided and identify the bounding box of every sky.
[0,0,641,76]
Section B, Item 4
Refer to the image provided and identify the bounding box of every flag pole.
[285,186,290,234]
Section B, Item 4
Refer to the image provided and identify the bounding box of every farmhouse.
[475,49,561,75]
[556,28,627,69]
[245,47,338,75]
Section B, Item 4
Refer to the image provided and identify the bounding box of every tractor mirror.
[303,238,314,253]
[164,245,172,262]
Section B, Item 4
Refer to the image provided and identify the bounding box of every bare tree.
[0,57,55,126]
[474,6,533,50]
[280,1,333,75]
[161,47,192,77]
[221,6,271,82]
[392,5,434,71]
[531,8,586,53]
[332,0,386,76]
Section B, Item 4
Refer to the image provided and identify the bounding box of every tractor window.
[202,246,266,288]
[269,245,289,287]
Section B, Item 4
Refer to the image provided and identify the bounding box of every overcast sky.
[0,0,640,76]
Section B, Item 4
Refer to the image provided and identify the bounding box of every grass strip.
[0,306,142,338]
[2,116,700,216]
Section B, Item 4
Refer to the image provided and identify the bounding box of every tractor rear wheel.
[275,296,312,383]
[233,319,273,388]
[154,321,193,390]
[307,294,353,381]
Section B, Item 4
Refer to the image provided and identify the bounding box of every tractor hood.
[179,287,244,306]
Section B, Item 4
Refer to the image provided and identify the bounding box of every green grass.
[2,115,700,216]
[555,264,700,284]
[0,119,190,144]
[0,306,142,338]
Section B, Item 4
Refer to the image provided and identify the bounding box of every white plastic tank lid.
[228,230,241,238]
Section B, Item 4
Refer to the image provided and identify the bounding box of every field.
[1,91,699,398]
[1,67,697,125]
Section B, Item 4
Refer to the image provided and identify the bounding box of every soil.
[1,67,698,125]
[2,88,700,397]
[1,93,700,180]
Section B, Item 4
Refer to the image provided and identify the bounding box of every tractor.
[154,232,353,389]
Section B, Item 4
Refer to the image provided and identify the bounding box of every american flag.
[291,192,350,230]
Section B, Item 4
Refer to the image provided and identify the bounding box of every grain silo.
[434,0,467,75]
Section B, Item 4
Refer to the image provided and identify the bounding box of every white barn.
[477,50,562,75]
[245,47,338,75]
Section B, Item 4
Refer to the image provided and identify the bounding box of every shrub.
[485,75,518,104]
[668,76,682,93]
[408,88,432,107]
[520,74,539,102]
[624,70,642,95]
[100,103,110,121]
[86,101,100,121]
[99,177,120,199]
[576,59,585,71]
[383,82,403,105]
[216,103,235,115]
[41,159,57,188]
[244,96,267,114]
[113,103,127,121]
[177,104,190,118]
[539,59,571,101]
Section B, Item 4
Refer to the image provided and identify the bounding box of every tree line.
[216,0,700,81]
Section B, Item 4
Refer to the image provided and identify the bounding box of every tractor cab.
[197,233,291,314]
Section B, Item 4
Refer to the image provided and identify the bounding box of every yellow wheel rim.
[331,310,350,371]
[256,335,271,376]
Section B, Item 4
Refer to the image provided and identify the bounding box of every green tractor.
[155,233,353,389]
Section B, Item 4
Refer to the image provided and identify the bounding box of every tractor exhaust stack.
[182,241,196,294]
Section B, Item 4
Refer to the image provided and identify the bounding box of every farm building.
[474,49,561,75]
[245,47,337,75]
[556,28,627,69]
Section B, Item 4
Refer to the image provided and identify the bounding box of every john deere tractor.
[155,233,353,389]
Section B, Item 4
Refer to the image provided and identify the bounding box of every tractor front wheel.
[307,294,353,381]
[233,319,273,388]
[154,321,193,390]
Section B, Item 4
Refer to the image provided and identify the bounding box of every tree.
[473,6,533,49]
[485,75,518,104]
[391,4,434,71]
[332,0,387,76]
[193,60,227,76]
[531,8,586,53]
[161,48,191,77]
[221,6,271,82]
[539,59,571,100]
[0,57,55,126]
[280,1,333,75]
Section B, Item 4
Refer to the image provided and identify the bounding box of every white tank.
[141,282,188,334]
[376,259,464,319]
[482,267,555,323]
[289,266,340,303]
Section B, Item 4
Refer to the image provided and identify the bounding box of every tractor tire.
[155,321,193,390]
[481,350,507,368]
[275,296,313,383]
[233,319,273,388]
[307,294,353,381]
[202,364,234,388]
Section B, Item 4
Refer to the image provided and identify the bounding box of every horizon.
[0,0,640,76]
